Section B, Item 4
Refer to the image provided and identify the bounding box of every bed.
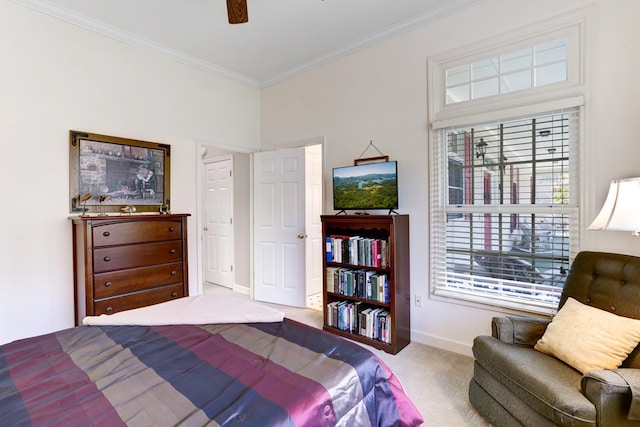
[0,295,423,426]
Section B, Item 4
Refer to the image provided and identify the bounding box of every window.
[445,38,568,104]
[429,19,585,314]
[434,111,579,312]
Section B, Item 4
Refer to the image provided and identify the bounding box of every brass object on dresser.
[72,214,190,325]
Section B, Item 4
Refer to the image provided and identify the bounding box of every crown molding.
[260,0,485,88]
[14,0,483,90]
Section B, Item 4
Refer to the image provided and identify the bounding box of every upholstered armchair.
[469,251,640,426]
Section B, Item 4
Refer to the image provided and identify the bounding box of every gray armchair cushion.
[473,335,595,426]
[492,316,550,346]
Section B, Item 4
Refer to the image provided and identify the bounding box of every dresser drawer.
[92,220,183,247]
[93,263,183,299]
[93,283,185,316]
[94,241,183,273]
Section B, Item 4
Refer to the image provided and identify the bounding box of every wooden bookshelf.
[321,214,410,354]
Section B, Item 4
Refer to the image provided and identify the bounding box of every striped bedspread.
[0,318,423,426]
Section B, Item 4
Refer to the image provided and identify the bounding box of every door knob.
[297,233,307,239]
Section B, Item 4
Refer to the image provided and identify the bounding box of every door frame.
[195,137,325,300]
[196,141,256,297]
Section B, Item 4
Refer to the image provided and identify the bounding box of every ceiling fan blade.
[227,0,248,24]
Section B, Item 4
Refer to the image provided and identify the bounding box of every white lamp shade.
[588,177,640,232]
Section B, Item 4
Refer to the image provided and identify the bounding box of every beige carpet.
[204,284,490,426]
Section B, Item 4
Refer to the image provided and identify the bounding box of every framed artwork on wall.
[354,155,389,166]
[69,130,171,214]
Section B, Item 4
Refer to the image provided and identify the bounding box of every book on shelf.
[325,235,389,268]
[380,240,388,268]
[325,237,332,261]
[365,270,375,300]
[326,266,339,293]
[377,274,389,303]
[327,267,389,303]
[327,299,391,343]
[367,272,376,301]
[327,234,350,263]
[348,236,361,265]
[372,239,380,267]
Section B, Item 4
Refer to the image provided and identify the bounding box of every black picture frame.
[69,130,171,214]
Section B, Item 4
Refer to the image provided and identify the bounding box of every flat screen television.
[332,161,398,213]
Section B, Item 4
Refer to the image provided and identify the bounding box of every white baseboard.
[231,284,250,296]
[411,330,474,358]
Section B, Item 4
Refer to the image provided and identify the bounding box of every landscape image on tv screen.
[333,161,398,210]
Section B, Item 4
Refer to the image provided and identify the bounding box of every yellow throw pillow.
[534,297,640,373]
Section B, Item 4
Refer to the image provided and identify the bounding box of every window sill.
[432,287,556,317]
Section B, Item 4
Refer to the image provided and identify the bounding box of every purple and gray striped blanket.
[0,319,423,426]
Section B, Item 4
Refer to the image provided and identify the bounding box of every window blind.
[431,108,580,313]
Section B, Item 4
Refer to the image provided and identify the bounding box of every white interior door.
[253,148,307,307]
[204,156,234,288]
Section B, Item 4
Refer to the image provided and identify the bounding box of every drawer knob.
[172,292,178,297]
[105,281,112,287]
[103,231,110,237]
[106,307,113,313]
[170,249,176,254]
[171,271,177,276]
[104,256,111,262]
[169,227,175,232]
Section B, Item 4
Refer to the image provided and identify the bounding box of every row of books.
[326,267,390,303]
[325,235,389,268]
[326,300,392,343]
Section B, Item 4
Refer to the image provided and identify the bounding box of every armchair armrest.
[582,369,640,424]
[491,316,550,346]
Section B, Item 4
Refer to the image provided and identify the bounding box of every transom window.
[446,38,568,104]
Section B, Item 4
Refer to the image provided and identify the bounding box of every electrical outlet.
[414,294,423,307]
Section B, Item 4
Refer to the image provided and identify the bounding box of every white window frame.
[445,38,570,105]
[427,13,589,315]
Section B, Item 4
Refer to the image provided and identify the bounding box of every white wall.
[0,1,260,345]
[261,0,640,355]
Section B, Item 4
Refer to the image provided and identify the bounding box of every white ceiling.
[14,0,482,88]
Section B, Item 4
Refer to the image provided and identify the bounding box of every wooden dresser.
[72,214,190,325]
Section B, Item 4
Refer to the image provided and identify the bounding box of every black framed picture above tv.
[332,160,399,214]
